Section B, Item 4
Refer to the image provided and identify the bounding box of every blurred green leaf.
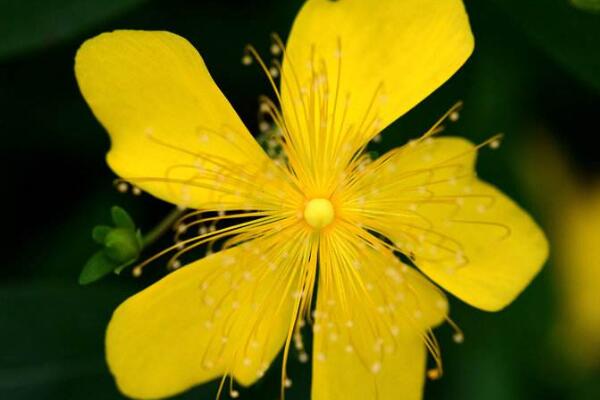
[0,0,148,61]
[571,0,600,12]
[79,251,119,285]
[488,0,600,92]
[0,282,126,398]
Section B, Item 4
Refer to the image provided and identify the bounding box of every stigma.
[304,198,335,229]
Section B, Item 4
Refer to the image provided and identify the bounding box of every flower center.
[304,198,335,229]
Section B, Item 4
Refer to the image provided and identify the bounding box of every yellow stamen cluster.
[124,34,504,399]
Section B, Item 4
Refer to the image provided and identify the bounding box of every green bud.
[81,206,143,285]
[103,227,142,263]
[92,225,112,244]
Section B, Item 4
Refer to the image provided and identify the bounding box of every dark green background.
[1,0,599,399]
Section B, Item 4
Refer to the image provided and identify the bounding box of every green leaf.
[571,0,600,12]
[78,251,118,285]
[91,225,111,244]
[0,0,148,61]
[111,206,135,230]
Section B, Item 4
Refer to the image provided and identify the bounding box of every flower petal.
[76,30,276,209]
[106,241,299,399]
[281,0,473,162]
[312,231,447,400]
[347,137,548,311]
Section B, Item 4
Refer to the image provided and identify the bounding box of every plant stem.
[142,208,186,248]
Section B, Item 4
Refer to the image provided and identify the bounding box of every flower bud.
[104,228,141,263]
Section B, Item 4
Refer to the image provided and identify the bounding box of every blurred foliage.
[571,0,600,12]
[520,134,600,372]
[0,0,599,399]
[0,0,149,61]
[489,0,600,92]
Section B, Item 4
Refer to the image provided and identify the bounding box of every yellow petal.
[313,231,447,400]
[75,30,275,209]
[347,137,548,311]
[106,242,298,399]
[280,0,473,180]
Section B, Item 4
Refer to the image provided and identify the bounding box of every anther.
[427,368,441,380]
[453,332,465,344]
[270,43,281,55]
[371,362,382,374]
[259,103,270,113]
[241,54,253,66]
[259,121,271,132]
[116,182,129,193]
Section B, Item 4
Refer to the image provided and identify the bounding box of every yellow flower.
[74,0,548,399]
[522,135,600,370]
[557,184,600,369]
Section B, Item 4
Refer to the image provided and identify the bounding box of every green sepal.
[91,225,112,244]
[104,228,142,264]
[136,229,144,248]
[111,206,136,230]
[79,251,120,285]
